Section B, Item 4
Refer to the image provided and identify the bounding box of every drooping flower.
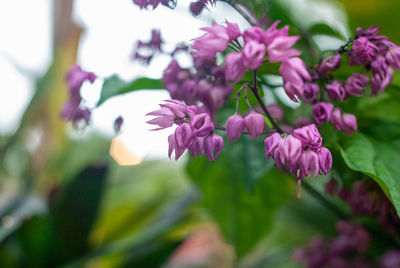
[326,80,346,101]
[226,114,245,141]
[319,53,341,75]
[279,57,311,102]
[344,73,369,97]
[312,102,334,126]
[293,124,322,150]
[302,82,319,104]
[278,135,302,164]
[371,56,394,95]
[244,112,265,138]
[386,46,400,70]
[242,40,266,69]
[204,133,223,161]
[351,37,378,64]
[317,147,332,175]
[225,52,247,83]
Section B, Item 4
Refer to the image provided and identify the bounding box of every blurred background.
[0,0,399,267]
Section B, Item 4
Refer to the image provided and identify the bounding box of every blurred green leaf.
[338,133,400,216]
[50,165,108,263]
[97,75,164,106]
[186,136,292,256]
[308,23,345,40]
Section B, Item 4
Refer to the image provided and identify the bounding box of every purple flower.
[330,108,357,135]
[279,57,311,102]
[61,104,91,125]
[267,35,301,62]
[225,52,247,83]
[298,149,319,178]
[225,20,241,40]
[312,102,333,126]
[352,37,378,64]
[242,40,266,69]
[302,83,319,104]
[319,53,341,74]
[386,46,400,70]
[204,133,223,161]
[168,134,185,160]
[278,135,302,164]
[344,73,369,97]
[190,113,215,136]
[293,124,322,150]
[174,123,195,149]
[147,99,189,130]
[263,21,289,46]
[66,65,96,95]
[371,56,394,95]
[243,26,265,43]
[317,147,332,175]
[192,23,230,59]
[188,136,204,157]
[264,133,282,160]
[244,112,265,138]
[326,80,346,101]
[226,114,245,141]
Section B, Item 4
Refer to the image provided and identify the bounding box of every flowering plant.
[61,0,400,266]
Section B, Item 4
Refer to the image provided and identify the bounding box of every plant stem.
[249,70,283,133]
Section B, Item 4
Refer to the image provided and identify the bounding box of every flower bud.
[204,134,223,161]
[293,124,322,149]
[342,113,358,135]
[242,40,266,69]
[298,149,320,178]
[319,53,341,74]
[302,82,319,104]
[326,80,346,101]
[386,46,400,70]
[352,37,378,64]
[225,52,247,83]
[344,73,369,97]
[264,133,282,160]
[278,135,302,164]
[244,112,265,138]
[226,114,245,141]
[174,123,195,148]
[312,102,333,126]
[317,147,332,175]
[190,113,215,137]
[188,136,204,157]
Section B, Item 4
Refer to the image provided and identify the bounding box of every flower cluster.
[147,99,223,161]
[163,57,233,114]
[293,221,371,268]
[312,102,357,135]
[264,124,332,180]
[61,65,96,125]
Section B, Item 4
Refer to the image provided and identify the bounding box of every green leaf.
[308,23,345,40]
[339,133,400,216]
[97,75,164,106]
[186,136,291,256]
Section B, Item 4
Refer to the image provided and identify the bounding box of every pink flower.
[386,46,400,70]
[192,23,230,59]
[267,35,301,62]
[326,80,346,101]
[244,112,265,138]
[279,57,311,102]
[317,147,332,175]
[225,52,247,83]
[264,133,282,160]
[344,73,369,97]
[293,124,322,150]
[298,149,320,178]
[278,135,302,164]
[204,134,223,161]
[188,136,204,157]
[312,102,333,126]
[226,114,245,141]
[302,83,319,104]
[225,20,241,40]
[263,21,289,46]
[352,37,378,64]
[318,53,341,75]
[242,40,266,69]
[330,108,357,135]
[243,26,265,43]
[190,113,215,137]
